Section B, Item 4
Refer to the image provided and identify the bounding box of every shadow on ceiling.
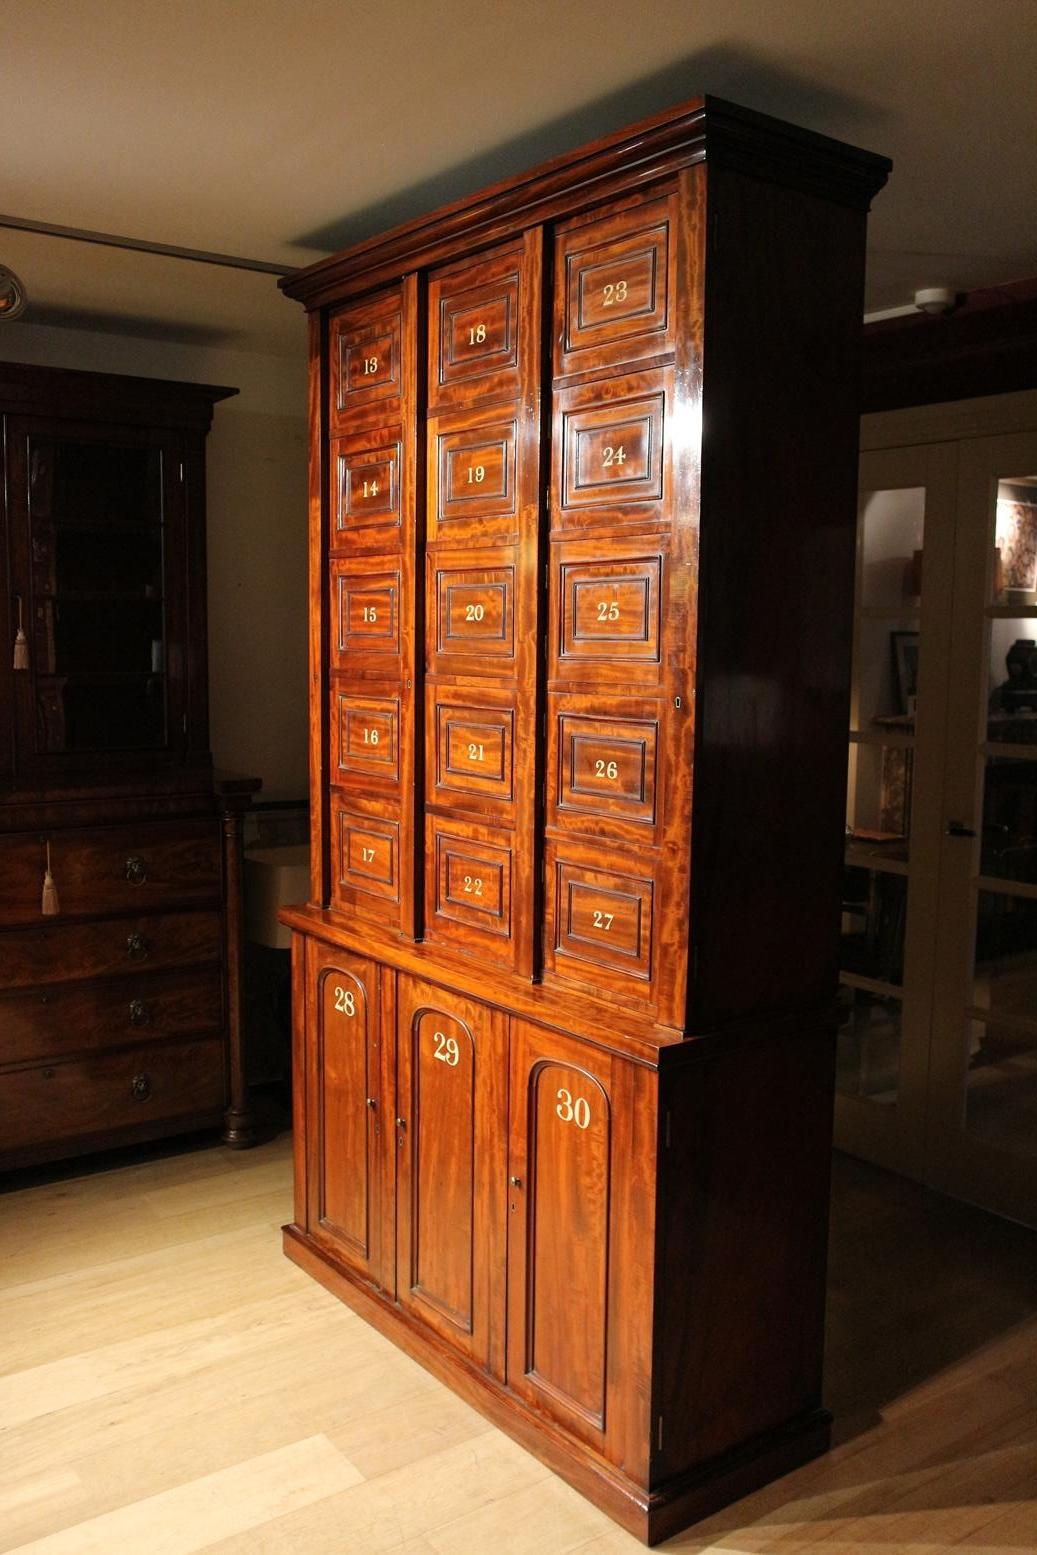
[11,303,241,348]
[291,44,890,255]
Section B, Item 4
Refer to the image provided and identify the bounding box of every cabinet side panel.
[309,311,330,906]
[652,1025,835,1482]
[691,166,868,1027]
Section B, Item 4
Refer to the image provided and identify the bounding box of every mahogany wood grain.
[0,909,222,990]
[281,95,890,1546]
[0,966,222,1065]
[0,1035,225,1153]
[303,936,385,1288]
[395,975,507,1373]
[423,229,543,976]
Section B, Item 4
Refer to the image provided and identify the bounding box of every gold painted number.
[468,323,487,345]
[592,909,614,931]
[361,478,379,498]
[361,605,378,623]
[360,845,376,864]
[464,602,485,622]
[595,758,619,780]
[463,875,483,896]
[362,727,380,746]
[362,356,378,374]
[433,1030,460,1065]
[602,279,629,307]
[467,742,485,762]
[596,600,620,621]
[556,1087,591,1129]
[466,464,486,484]
[333,984,356,1016]
[602,445,626,467]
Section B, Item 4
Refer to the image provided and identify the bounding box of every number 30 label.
[556,1087,591,1128]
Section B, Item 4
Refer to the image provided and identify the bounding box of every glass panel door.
[8,419,184,777]
[928,430,1037,1225]
[835,443,957,1176]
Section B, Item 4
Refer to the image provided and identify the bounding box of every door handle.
[946,821,977,838]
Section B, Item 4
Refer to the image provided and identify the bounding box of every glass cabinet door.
[9,420,185,776]
[927,429,1037,1225]
[836,442,957,1176]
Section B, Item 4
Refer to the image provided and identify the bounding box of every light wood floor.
[2,1129,1035,1554]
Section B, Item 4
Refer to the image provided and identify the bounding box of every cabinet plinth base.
[282,1222,832,1545]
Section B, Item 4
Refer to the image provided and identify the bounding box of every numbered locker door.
[306,939,387,1288]
[506,1019,657,1476]
[395,976,507,1374]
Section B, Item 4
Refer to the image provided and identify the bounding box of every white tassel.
[13,595,28,671]
[41,841,60,916]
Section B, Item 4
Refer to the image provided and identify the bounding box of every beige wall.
[1,318,310,801]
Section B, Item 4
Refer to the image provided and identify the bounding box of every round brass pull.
[130,1072,152,1102]
[126,932,150,961]
[129,998,151,1027]
[125,856,147,885]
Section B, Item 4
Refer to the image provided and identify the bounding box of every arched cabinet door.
[305,939,386,1288]
[395,975,507,1374]
[506,1019,658,1479]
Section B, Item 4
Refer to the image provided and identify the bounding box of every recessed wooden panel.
[317,964,371,1256]
[427,820,512,946]
[552,369,673,533]
[555,709,658,825]
[436,417,515,518]
[332,692,400,785]
[556,193,676,374]
[430,244,523,408]
[336,809,399,903]
[406,1007,476,1329]
[433,699,514,804]
[429,409,521,543]
[331,291,403,425]
[556,554,663,681]
[333,439,401,543]
[548,851,654,984]
[528,1058,611,1426]
[395,976,508,1374]
[430,557,516,672]
[333,567,400,661]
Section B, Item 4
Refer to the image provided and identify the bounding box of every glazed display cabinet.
[0,362,258,1168]
[278,96,890,1542]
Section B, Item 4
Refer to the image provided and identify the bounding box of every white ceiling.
[2,0,1035,357]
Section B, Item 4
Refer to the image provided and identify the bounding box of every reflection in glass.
[987,621,1037,744]
[841,866,907,984]
[858,487,925,609]
[836,984,901,1102]
[847,740,914,843]
[981,759,1037,883]
[994,478,1037,604]
[27,437,167,752]
[852,617,920,730]
[966,1020,1037,1157]
[972,889,1037,1024]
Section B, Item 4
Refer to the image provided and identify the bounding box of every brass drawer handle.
[131,1072,152,1102]
[126,931,150,961]
[125,856,147,885]
[129,998,151,1027]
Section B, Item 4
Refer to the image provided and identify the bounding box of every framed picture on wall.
[891,630,920,715]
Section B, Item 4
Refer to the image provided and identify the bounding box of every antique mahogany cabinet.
[0,362,258,1169]
[280,97,890,1542]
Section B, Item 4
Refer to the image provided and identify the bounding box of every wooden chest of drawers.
[0,815,234,1168]
[279,97,890,1542]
